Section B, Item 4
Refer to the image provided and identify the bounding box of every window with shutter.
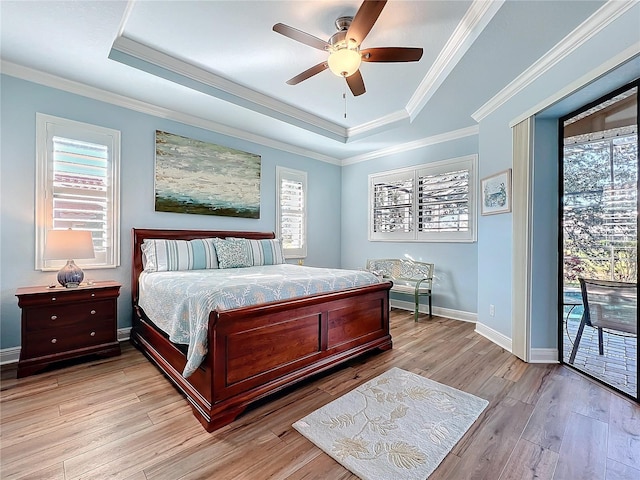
[36,114,121,270]
[276,166,307,258]
[369,155,477,242]
[370,171,415,241]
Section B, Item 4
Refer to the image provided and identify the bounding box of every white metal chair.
[366,259,434,321]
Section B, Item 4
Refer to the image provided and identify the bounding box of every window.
[276,166,307,258]
[36,114,121,270]
[369,155,477,242]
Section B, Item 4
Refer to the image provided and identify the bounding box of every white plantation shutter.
[280,178,304,249]
[276,167,307,258]
[370,171,414,241]
[52,137,109,252]
[36,114,120,270]
[369,155,476,242]
[417,166,472,241]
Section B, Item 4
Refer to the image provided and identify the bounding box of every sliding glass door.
[560,80,638,401]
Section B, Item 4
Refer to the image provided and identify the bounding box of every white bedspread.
[138,264,383,377]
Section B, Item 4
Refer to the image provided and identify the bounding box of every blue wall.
[476,4,639,346]
[1,2,638,356]
[531,118,560,349]
[0,75,341,349]
[341,135,479,315]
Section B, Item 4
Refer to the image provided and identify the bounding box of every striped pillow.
[141,238,218,272]
[246,238,285,266]
[214,238,285,269]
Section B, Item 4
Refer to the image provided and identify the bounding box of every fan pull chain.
[343,83,348,119]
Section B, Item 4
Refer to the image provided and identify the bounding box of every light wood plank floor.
[2,309,639,480]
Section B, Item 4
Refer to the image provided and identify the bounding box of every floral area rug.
[292,367,488,480]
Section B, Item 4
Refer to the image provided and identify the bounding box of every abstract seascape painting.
[154,131,261,218]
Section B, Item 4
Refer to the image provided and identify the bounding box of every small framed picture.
[481,169,512,215]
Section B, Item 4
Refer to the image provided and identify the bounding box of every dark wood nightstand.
[16,281,121,378]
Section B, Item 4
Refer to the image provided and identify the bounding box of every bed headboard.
[131,228,276,307]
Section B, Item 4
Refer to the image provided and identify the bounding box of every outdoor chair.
[568,278,637,364]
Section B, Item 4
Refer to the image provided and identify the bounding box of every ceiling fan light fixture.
[327,48,361,77]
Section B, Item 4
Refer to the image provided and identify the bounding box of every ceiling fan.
[273,0,423,97]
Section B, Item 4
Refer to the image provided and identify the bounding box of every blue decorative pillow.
[142,238,218,272]
[212,238,252,269]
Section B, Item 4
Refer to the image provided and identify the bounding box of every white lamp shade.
[44,229,95,260]
[327,48,362,77]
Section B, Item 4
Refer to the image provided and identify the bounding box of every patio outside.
[562,85,637,400]
[563,302,637,397]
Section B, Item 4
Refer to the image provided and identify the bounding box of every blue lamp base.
[57,260,84,288]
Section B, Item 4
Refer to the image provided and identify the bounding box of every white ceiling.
[0,0,612,163]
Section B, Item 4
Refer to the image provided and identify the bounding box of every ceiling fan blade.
[346,0,387,47]
[346,70,366,96]
[286,62,329,85]
[361,47,423,63]
[273,23,330,51]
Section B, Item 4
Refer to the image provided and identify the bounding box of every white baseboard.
[0,327,132,365]
[117,327,132,343]
[0,347,21,365]
[474,323,559,363]
[529,348,559,363]
[474,321,513,353]
[390,299,477,323]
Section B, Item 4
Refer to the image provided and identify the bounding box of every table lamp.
[44,229,95,288]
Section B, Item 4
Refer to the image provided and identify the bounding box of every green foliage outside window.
[563,132,637,286]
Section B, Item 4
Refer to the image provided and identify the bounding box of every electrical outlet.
[489,304,495,316]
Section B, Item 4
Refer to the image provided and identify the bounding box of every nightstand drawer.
[23,321,115,358]
[24,300,115,331]
[17,286,119,308]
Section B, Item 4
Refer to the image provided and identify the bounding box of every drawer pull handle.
[51,338,57,344]
[91,293,95,297]
[90,331,96,337]
[51,315,57,320]
[51,297,56,301]
[90,310,96,315]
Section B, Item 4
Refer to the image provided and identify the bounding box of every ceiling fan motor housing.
[329,16,355,49]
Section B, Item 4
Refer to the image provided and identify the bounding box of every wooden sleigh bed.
[130,228,392,432]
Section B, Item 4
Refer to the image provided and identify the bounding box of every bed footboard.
[132,283,391,431]
[130,228,392,432]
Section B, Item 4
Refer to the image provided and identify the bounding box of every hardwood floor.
[1,309,639,480]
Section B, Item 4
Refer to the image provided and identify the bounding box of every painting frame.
[481,169,512,216]
[154,130,261,218]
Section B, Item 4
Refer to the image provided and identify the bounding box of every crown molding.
[346,109,410,139]
[341,124,479,166]
[110,35,349,142]
[3,60,481,169]
[472,0,638,122]
[1,60,341,165]
[406,0,505,121]
[109,35,430,143]
[108,1,500,143]
[509,42,640,128]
